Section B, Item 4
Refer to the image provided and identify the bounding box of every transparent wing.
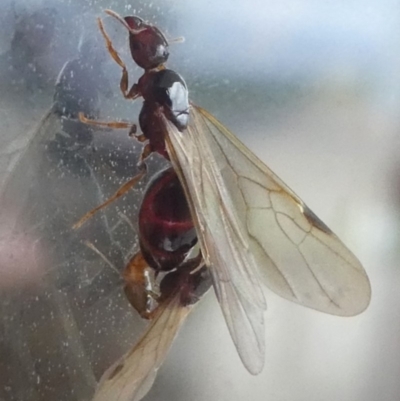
[92,293,191,401]
[164,105,371,373]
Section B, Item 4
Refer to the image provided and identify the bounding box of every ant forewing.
[74,8,371,401]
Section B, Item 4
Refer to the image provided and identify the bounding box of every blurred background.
[0,0,399,400]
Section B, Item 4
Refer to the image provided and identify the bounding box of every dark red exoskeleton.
[75,11,200,320]
[75,8,370,401]
[138,167,197,272]
[124,15,169,70]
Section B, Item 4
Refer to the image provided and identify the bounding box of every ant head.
[105,9,169,70]
[125,16,170,70]
[123,15,145,31]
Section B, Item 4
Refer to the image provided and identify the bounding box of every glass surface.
[0,0,399,400]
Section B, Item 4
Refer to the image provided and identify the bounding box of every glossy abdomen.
[138,167,197,271]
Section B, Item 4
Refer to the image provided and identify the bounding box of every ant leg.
[79,112,147,146]
[128,124,137,136]
[128,124,145,141]
[84,240,120,276]
[134,134,147,143]
[128,124,148,144]
[98,18,140,100]
[126,83,140,100]
[78,112,136,131]
[137,144,153,169]
[72,165,147,230]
